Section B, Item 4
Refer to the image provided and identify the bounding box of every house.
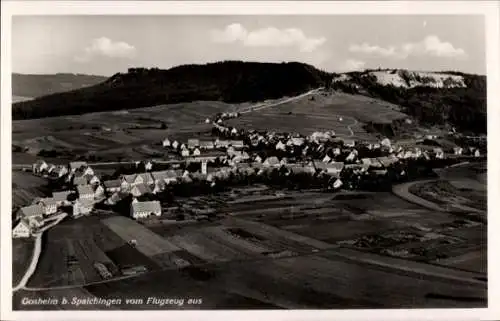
[72,176,88,186]
[130,200,162,219]
[77,185,94,201]
[75,165,94,177]
[103,180,122,193]
[134,173,154,186]
[54,165,68,178]
[12,219,31,238]
[193,148,201,156]
[130,184,153,197]
[333,148,341,156]
[275,141,286,151]
[345,151,357,162]
[171,140,180,149]
[322,155,332,163]
[39,198,58,216]
[73,199,93,217]
[343,139,355,147]
[180,143,187,150]
[314,161,344,176]
[151,170,176,185]
[377,156,395,168]
[188,139,200,149]
[215,139,230,148]
[263,156,281,167]
[474,149,481,157]
[17,204,44,227]
[381,138,391,148]
[287,137,305,147]
[434,148,445,159]
[69,161,87,173]
[86,174,100,185]
[199,141,215,150]
[205,118,211,124]
[105,192,127,206]
[229,140,244,148]
[144,161,153,171]
[179,147,189,156]
[120,174,136,189]
[33,160,48,174]
[52,190,74,207]
[331,178,343,189]
[286,164,316,175]
[152,180,166,194]
[254,155,263,163]
[453,147,463,155]
[94,185,105,200]
[162,138,171,147]
[47,164,57,174]
[231,128,238,135]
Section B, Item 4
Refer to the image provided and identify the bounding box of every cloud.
[75,37,136,62]
[210,23,326,52]
[349,35,466,59]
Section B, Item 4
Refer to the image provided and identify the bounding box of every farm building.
[32,160,48,174]
[215,139,231,148]
[342,139,356,147]
[39,198,58,216]
[381,138,391,147]
[322,155,332,163]
[193,148,201,156]
[77,185,94,201]
[52,190,74,207]
[181,149,190,157]
[73,199,93,217]
[94,185,105,199]
[130,184,154,197]
[12,219,31,238]
[103,180,122,193]
[130,200,162,219]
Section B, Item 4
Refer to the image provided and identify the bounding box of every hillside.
[12,73,108,99]
[12,61,331,120]
[331,69,486,134]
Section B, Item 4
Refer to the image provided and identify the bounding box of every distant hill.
[12,73,108,99]
[331,69,486,134]
[12,61,331,120]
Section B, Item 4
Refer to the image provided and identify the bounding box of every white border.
[1,1,499,321]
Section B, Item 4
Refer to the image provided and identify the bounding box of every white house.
[39,198,58,216]
[162,138,171,147]
[276,141,286,151]
[254,155,263,163]
[193,148,201,156]
[229,140,244,148]
[332,178,343,189]
[144,161,153,171]
[345,151,357,162]
[171,140,179,149]
[33,160,48,174]
[120,174,136,189]
[381,138,391,148]
[94,185,105,200]
[453,147,463,155]
[474,149,481,157]
[322,155,332,163]
[434,148,445,159]
[130,200,161,219]
[12,219,31,238]
[77,185,94,201]
[263,156,281,167]
[343,139,355,147]
[181,149,190,157]
[199,141,215,150]
[231,128,238,135]
[54,165,68,178]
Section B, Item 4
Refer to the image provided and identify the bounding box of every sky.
[12,15,486,76]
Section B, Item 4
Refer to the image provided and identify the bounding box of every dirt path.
[392,180,446,212]
[13,213,68,292]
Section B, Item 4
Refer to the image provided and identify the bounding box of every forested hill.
[331,69,487,134]
[12,61,332,120]
[12,73,108,99]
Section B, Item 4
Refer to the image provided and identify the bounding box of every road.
[392,180,446,212]
[238,87,324,114]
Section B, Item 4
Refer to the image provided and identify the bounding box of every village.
[12,109,485,239]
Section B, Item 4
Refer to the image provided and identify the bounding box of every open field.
[12,171,50,210]
[225,92,407,140]
[12,239,35,286]
[21,245,485,309]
